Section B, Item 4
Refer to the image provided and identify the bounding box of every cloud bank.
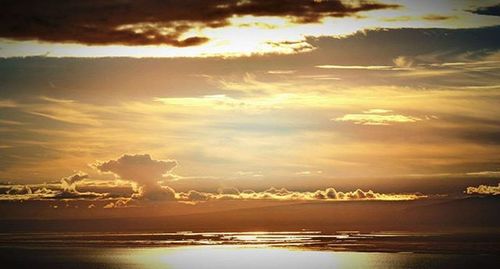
[470,4,500,17]
[0,0,397,46]
[0,172,106,201]
[176,187,424,203]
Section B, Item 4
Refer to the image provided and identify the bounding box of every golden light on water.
[124,246,387,269]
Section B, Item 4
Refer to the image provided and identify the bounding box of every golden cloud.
[466,183,500,196]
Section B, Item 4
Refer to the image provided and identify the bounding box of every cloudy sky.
[0,0,499,213]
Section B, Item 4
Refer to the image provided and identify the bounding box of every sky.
[0,0,499,214]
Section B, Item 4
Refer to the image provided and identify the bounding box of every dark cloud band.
[0,0,398,46]
[469,4,500,17]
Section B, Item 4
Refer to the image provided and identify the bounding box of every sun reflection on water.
[1,231,498,269]
[124,245,379,269]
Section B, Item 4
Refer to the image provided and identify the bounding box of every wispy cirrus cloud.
[0,99,19,108]
[469,4,500,17]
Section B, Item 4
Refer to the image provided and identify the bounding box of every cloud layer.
[470,4,500,17]
[0,154,426,206]
[176,187,424,203]
[0,0,397,46]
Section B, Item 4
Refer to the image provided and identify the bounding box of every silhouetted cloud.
[94,154,178,201]
[177,186,425,202]
[469,4,500,17]
[0,0,398,46]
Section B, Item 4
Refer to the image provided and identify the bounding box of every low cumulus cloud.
[54,171,106,199]
[0,172,107,201]
[469,4,500,17]
[93,154,178,201]
[177,187,425,203]
[0,153,426,206]
[465,183,500,196]
[0,0,398,46]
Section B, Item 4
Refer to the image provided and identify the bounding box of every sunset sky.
[0,0,499,214]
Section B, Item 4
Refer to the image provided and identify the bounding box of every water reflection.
[127,246,347,269]
[117,245,496,269]
[1,231,498,254]
[0,230,416,247]
[1,244,498,269]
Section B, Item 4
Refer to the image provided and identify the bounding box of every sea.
[1,231,498,269]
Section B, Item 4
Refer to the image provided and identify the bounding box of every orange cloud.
[177,187,425,203]
[0,154,428,205]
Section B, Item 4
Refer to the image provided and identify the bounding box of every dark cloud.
[469,4,500,17]
[0,26,497,102]
[307,26,500,65]
[1,155,179,202]
[0,0,398,46]
[94,154,177,183]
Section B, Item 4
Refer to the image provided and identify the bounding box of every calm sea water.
[1,231,499,268]
[1,245,499,269]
